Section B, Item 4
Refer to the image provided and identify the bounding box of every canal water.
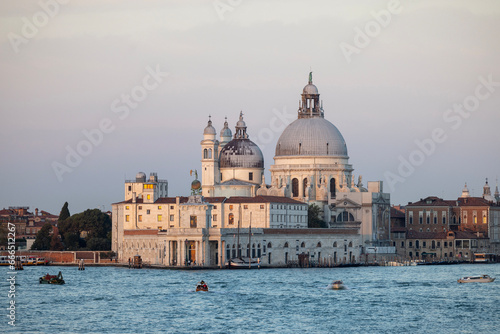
[1,263,499,333]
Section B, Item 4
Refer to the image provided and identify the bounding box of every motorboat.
[226,257,260,269]
[328,280,346,290]
[457,275,495,283]
[196,281,208,292]
[39,271,65,285]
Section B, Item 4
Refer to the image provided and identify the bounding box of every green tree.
[0,224,8,247]
[58,202,70,223]
[87,237,110,251]
[63,232,81,251]
[308,204,328,228]
[60,209,111,250]
[31,223,53,250]
[50,233,64,251]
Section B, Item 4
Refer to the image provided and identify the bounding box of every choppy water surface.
[1,264,499,333]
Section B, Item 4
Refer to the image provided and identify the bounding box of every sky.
[1,0,499,215]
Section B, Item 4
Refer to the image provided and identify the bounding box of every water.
[1,264,499,333]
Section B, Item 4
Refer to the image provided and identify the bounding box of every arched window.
[228,213,234,225]
[292,178,299,197]
[284,242,289,248]
[333,241,337,247]
[348,241,352,247]
[337,211,355,222]
[303,178,308,197]
[317,242,321,248]
[208,148,212,159]
[330,178,336,198]
[267,242,272,249]
[300,242,305,248]
[203,148,208,159]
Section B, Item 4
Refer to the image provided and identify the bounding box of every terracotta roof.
[406,196,455,207]
[124,229,159,236]
[390,207,405,218]
[263,228,358,235]
[225,196,306,205]
[456,197,497,207]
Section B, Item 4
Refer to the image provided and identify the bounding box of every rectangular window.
[434,216,437,224]
[260,205,264,209]
[244,205,248,209]
[409,216,413,224]
[126,215,130,222]
[143,184,154,189]
[213,214,217,222]
[249,172,253,181]
[409,241,413,247]
[126,206,129,210]
[444,241,448,247]
[147,210,150,214]
[229,205,233,210]
[139,206,142,210]
[190,215,197,228]
[437,241,441,247]
[170,206,174,210]
[214,205,217,209]
[128,185,132,191]
[157,214,162,222]
[158,206,162,210]
[423,241,427,248]
[138,215,142,222]
[147,194,151,200]
[169,215,174,221]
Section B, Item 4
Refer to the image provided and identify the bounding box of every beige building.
[111,73,394,266]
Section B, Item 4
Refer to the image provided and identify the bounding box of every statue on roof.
[309,71,313,84]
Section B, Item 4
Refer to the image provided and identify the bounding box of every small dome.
[220,118,232,138]
[204,119,216,135]
[220,139,264,168]
[303,83,318,95]
[275,118,348,157]
[136,172,146,182]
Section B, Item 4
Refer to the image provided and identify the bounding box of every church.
[111,74,393,267]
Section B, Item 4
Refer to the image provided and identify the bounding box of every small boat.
[328,280,346,290]
[457,275,495,283]
[226,257,260,269]
[196,281,208,292]
[39,271,65,285]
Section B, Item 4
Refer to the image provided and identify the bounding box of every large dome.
[220,139,264,168]
[275,117,348,157]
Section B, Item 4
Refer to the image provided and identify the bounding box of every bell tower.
[298,72,324,119]
[201,116,220,196]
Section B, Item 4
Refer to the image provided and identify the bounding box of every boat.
[328,280,346,290]
[457,275,495,283]
[196,281,208,292]
[39,271,65,285]
[226,257,260,269]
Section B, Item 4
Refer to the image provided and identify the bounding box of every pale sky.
[1,0,499,215]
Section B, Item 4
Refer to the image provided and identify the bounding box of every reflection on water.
[0,264,499,333]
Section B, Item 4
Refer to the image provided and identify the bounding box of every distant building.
[398,179,500,260]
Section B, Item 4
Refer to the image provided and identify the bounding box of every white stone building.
[111,73,393,267]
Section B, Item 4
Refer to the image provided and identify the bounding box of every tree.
[87,237,110,251]
[50,233,64,251]
[58,202,70,223]
[59,209,112,251]
[308,204,328,228]
[31,223,53,250]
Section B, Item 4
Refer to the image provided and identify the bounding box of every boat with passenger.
[196,280,208,292]
[328,280,346,290]
[39,271,65,285]
[457,275,495,283]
